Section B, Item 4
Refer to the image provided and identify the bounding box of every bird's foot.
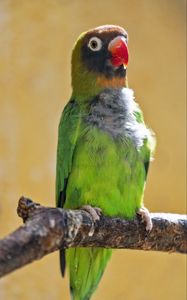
[137,206,153,231]
[81,205,102,223]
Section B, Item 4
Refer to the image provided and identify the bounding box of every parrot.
[56,25,155,300]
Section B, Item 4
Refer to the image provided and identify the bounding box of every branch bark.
[0,197,186,278]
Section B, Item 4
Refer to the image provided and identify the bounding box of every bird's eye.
[88,37,102,51]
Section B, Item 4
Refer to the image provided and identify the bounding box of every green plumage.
[56,25,155,300]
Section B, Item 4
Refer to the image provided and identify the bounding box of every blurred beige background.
[0,0,186,299]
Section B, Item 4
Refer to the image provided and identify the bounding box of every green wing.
[56,99,81,276]
[56,99,81,206]
[134,106,156,179]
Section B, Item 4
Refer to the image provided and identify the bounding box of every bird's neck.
[97,75,128,90]
[72,70,128,102]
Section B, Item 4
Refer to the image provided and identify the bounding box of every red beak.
[108,36,129,68]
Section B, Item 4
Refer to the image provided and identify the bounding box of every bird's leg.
[81,205,102,223]
[137,206,153,231]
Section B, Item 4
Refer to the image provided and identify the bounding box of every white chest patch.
[85,88,150,148]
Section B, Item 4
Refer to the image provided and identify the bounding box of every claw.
[81,205,102,223]
[137,206,153,231]
[81,205,102,237]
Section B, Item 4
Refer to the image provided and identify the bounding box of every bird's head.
[71,25,129,100]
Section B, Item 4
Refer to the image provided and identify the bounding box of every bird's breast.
[84,88,148,148]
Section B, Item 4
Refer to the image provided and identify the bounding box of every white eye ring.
[88,37,102,51]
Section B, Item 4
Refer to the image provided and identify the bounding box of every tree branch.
[0,197,186,278]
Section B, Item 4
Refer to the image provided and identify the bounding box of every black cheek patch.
[81,43,126,79]
[81,45,107,73]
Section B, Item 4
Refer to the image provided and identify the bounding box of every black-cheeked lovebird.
[56,25,155,300]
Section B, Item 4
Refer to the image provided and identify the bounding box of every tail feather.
[59,249,66,277]
[67,247,112,300]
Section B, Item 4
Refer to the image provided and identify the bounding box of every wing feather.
[56,99,81,276]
